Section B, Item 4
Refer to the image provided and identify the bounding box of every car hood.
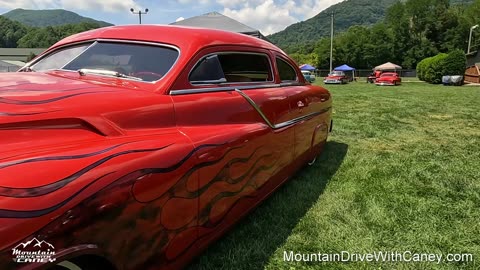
[0,72,174,156]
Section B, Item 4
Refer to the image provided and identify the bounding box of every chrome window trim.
[23,39,181,84]
[169,82,304,95]
[187,51,275,87]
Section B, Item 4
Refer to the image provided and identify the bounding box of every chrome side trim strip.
[234,88,331,130]
[169,82,304,95]
[234,88,276,129]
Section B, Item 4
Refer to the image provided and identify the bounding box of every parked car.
[375,72,402,86]
[0,25,332,270]
[301,70,316,83]
[323,70,348,84]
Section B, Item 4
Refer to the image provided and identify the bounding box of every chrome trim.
[234,88,275,129]
[23,39,181,85]
[187,51,275,87]
[234,88,331,130]
[169,82,304,95]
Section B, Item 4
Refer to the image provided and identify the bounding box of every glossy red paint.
[375,72,402,86]
[0,25,332,270]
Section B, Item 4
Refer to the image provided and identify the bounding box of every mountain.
[2,9,113,27]
[268,0,474,51]
[268,0,398,50]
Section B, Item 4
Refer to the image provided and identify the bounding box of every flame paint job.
[0,25,332,270]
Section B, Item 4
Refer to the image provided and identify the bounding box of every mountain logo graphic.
[12,238,56,263]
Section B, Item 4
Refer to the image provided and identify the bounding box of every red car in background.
[323,70,348,84]
[0,25,332,270]
[375,72,402,86]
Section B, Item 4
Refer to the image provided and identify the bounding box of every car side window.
[276,58,297,82]
[189,52,273,85]
[189,55,227,84]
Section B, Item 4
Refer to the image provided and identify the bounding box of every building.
[0,48,47,62]
[0,60,25,72]
[170,12,268,41]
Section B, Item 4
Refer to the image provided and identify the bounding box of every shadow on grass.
[187,141,348,270]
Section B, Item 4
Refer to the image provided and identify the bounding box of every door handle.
[297,101,305,108]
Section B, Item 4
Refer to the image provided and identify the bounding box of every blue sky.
[0,0,343,35]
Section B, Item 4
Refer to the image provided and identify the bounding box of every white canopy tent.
[374,62,402,71]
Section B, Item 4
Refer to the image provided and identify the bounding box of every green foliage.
[0,16,28,47]
[17,22,103,48]
[424,53,448,83]
[272,0,475,70]
[417,50,466,83]
[268,0,399,52]
[443,49,467,75]
[0,10,107,48]
[2,8,112,27]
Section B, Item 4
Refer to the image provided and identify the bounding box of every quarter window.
[276,58,297,82]
[189,52,273,85]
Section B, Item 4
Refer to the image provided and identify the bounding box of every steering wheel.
[131,71,163,81]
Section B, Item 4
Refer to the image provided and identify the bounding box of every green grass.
[187,82,480,270]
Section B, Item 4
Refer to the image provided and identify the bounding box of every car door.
[168,46,294,253]
[275,55,332,163]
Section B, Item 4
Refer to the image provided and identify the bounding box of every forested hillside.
[268,0,398,52]
[270,0,474,55]
[284,0,479,70]
[0,15,107,48]
[3,9,112,27]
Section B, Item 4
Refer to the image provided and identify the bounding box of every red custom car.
[0,25,332,270]
[375,72,401,86]
[323,71,348,84]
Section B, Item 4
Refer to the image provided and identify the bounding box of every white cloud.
[223,0,296,35]
[0,0,345,35]
[221,0,343,35]
[0,0,140,13]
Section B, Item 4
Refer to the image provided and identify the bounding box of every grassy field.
[188,82,480,270]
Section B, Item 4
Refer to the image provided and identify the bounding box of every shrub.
[416,57,430,81]
[417,50,466,84]
[442,49,466,76]
[424,53,448,84]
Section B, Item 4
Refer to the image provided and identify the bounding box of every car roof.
[51,25,283,55]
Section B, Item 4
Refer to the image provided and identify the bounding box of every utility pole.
[130,8,149,24]
[329,12,334,72]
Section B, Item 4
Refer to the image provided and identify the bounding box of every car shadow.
[187,141,349,270]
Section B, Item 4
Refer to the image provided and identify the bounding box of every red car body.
[0,25,332,270]
[323,71,348,84]
[375,72,401,86]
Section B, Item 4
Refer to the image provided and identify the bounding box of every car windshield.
[30,41,179,82]
[329,71,344,76]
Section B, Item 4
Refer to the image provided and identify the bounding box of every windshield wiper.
[78,68,142,81]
